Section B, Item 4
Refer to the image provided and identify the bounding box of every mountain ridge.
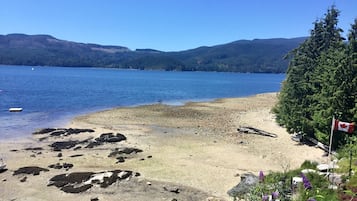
[0,34,307,72]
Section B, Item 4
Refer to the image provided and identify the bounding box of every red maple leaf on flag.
[340,123,348,128]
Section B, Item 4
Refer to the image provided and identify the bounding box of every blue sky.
[0,0,356,51]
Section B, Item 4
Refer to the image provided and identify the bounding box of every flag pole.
[328,116,335,163]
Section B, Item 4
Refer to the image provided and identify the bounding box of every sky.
[0,0,356,51]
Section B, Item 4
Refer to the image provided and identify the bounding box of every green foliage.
[241,169,338,201]
[274,6,357,148]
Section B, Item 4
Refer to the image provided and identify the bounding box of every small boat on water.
[9,107,23,112]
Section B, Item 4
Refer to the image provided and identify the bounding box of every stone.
[13,166,49,176]
[50,140,79,151]
[227,173,259,198]
[20,177,27,182]
[48,170,139,193]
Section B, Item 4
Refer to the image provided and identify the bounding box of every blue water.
[0,65,285,139]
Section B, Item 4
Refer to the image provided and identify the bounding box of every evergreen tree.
[274,6,348,146]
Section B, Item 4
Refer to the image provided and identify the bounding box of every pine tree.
[274,6,347,145]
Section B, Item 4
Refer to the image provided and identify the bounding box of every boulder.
[227,173,259,198]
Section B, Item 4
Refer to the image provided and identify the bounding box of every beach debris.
[227,172,259,198]
[13,166,49,176]
[237,126,278,138]
[91,197,99,201]
[48,170,140,193]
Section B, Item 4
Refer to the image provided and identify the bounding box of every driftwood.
[237,127,278,138]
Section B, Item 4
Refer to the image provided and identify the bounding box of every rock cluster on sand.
[48,170,140,193]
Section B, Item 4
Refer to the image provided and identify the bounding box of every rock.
[20,177,27,182]
[33,128,57,135]
[69,154,83,158]
[48,163,74,170]
[116,156,125,163]
[91,197,99,201]
[50,140,79,151]
[73,146,82,150]
[95,133,127,143]
[163,186,180,194]
[33,128,95,137]
[57,153,63,157]
[48,170,139,193]
[61,184,93,193]
[108,147,143,158]
[227,173,259,198]
[24,147,43,151]
[13,166,49,176]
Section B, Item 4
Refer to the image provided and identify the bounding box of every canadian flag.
[334,119,355,133]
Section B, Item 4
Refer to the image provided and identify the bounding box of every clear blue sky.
[0,0,356,51]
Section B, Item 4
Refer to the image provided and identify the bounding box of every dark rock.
[108,147,143,158]
[10,149,18,152]
[30,154,36,158]
[0,169,8,174]
[13,166,49,176]
[61,184,93,193]
[48,163,63,169]
[163,186,180,194]
[91,197,99,201]
[20,177,27,182]
[48,170,138,193]
[85,141,102,148]
[33,128,57,135]
[73,146,82,150]
[69,154,83,158]
[147,155,153,158]
[227,173,259,198]
[50,140,79,151]
[116,156,125,163]
[24,147,43,151]
[57,153,63,157]
[96,133,126,143]
[50,130,66,136]
[63,163,74,169]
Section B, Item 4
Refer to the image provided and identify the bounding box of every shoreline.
[0,93,326,200]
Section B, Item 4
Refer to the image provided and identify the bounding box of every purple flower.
[272,191,279,199]
[301,173,312,190]
[259,170,265,182]
[262,194,269,201]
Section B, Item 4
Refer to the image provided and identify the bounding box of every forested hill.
[0,34,307,73]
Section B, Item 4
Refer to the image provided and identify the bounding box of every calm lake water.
[0,65,285,139]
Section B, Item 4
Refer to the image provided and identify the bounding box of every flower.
[307,198,316,201]
[259,170,265,182]
[272,191,279,199]
[301,173,312,190]
[262,194,269,201]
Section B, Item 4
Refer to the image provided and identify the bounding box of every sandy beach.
[0,93,326,201]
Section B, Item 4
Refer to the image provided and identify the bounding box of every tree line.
[274,6,357,148]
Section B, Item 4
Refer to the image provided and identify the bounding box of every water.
[0,65,285,139]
